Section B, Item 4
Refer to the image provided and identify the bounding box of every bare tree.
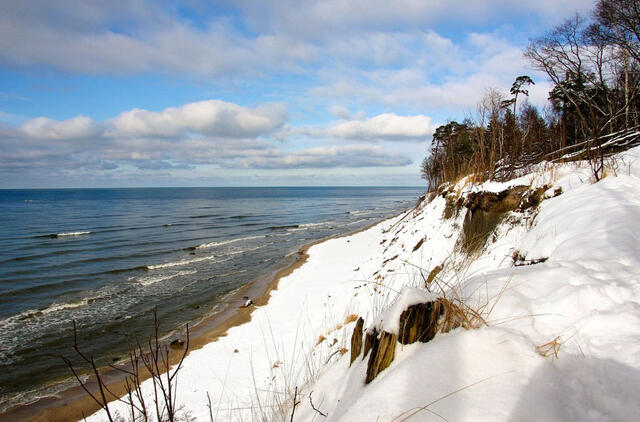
[593,0,640,65]
[62,309,190,422]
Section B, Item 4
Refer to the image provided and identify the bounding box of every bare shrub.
[62,309,190,422]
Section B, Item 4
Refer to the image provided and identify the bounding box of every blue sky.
[0,0,596,188]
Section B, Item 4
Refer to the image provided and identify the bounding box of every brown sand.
[1,219,386,422]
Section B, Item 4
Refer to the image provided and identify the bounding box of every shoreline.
[1,215,394,422]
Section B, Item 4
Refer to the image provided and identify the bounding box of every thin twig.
[308,391,327,417]
[289,386,299,422]
[207,391,214,422]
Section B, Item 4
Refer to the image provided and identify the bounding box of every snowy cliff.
[291,147,640,421]
[87,146,640,421]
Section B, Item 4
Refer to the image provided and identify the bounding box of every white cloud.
[0,1,598,186]
[328,113,436,141]
[16,100,286,143]
[107,100,287,138]
[328,105,352,120]
[309,31,552,114]
[19,116,102,140]
[1,100,416,177]
[0,1,595,77]
[227,0,595,39]
[230,144,412,169]
[283,112,437,142]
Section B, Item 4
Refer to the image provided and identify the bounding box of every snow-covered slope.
[86,147,640,421]
[292,147,640,421]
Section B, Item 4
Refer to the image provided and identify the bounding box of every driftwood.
[365,331,397,384]
[355,297,453,384]
[398,301,443,345]
[363,328,377,360]
[350,317,364,366]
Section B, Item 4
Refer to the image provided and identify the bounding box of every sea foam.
[196,235,265,249]
[137,269,197,286]
[146,255,216,270]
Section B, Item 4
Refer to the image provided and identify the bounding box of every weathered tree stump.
[365,330,397,384]
[357,295,459,384]
[350,317,364,366]
[363,328,377,360]
[398,300,443,345]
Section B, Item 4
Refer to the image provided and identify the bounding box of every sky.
[0,0,597,188]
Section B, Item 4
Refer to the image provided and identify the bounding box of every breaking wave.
[195,235,266,249]
[146,255,216,270]
[37,231,91,239]
[348,209,377,216]
[1,295,102,326]
[137,269,197,286]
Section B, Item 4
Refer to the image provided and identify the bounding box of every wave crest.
[195,235,265,249]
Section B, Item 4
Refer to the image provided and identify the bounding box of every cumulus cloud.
[0,1,595,186]
[0,2,317,77]
[288,112,437,141]
[230,144,412,169]
[107,100,287,138]
[15,100,286,142]
[19,116,102,140]
[2,100,287,175]
[134,160,195,170]
[328,113,436,141]
[0,99,415,182]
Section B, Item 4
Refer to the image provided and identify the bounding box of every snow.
[370,287,438,334]
[86,146,640,421]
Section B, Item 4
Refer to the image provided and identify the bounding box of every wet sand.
[1,218,387,422]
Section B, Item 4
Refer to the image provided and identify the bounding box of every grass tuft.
[536,336,563,359]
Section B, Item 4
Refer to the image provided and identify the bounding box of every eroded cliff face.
[342,183,556,386]
[293,147,640,422]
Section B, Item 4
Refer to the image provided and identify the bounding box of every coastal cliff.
[85,145,640,421]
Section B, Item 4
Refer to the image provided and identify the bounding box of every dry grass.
[442,195,462,219]
[426,264,443,286]
[536,336,563,359]
[434,297,486,334]
[328,323,342,333]
[343,314,359,325]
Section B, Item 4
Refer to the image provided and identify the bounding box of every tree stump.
[350,317,364,366]
[398,300,443,345]
[363,328,377,360]
[359,297,452,384]
[365,331,396,384]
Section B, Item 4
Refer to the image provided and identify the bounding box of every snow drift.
[86,146,640,421]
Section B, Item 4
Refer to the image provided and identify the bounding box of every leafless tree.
[62,309,190,421]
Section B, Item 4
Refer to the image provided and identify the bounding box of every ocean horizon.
[0,186,423,412]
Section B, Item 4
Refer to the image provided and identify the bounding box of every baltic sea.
[0,186,422,411]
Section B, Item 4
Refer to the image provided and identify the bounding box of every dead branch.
[308,391,327,417]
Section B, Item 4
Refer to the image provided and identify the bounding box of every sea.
[0,186,423,412]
